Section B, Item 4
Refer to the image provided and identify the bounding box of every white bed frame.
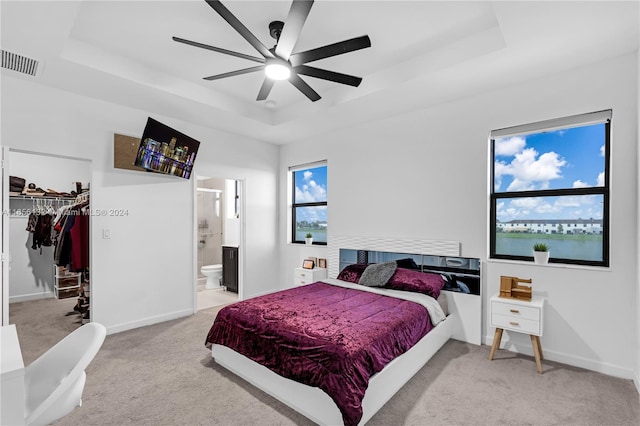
[212,311,453,425]
[211,238,481,425]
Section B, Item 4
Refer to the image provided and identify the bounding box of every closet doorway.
[194,176,242,311]
[2,148,92,350]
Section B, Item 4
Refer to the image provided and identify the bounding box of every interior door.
[2,146,10,325]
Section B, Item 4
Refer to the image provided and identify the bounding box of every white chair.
[23,322,106,426]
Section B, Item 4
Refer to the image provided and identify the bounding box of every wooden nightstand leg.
[530,334,543,374]
[489,328,504,360]
[535,335,544,360]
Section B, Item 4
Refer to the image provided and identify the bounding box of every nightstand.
[489,294,545,373]
[293,267,327,286]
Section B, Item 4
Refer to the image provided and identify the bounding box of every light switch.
[103,228,111,239]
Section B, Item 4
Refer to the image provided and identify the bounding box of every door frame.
[1,147,92,325]
[192,176,245,313]
[2,146,10,325]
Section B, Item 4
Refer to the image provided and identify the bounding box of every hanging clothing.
[55,213,75,267]
[31,213,53,253]
[69,211,89,271]
[26,213,37,232]
[53,195,90,271]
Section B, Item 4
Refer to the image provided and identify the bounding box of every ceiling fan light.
[265,62,291,80]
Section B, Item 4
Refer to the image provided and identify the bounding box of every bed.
[206,245,481,425]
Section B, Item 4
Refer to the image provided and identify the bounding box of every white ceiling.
[1,1,638,144]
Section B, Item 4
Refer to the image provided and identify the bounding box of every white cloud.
[534,201,559,214]
[498,194,603,222]
[511,197,541,209]
[505,178,534,192]
[295,170,326,203]
[493,161,509,190]
[494,133,604,221]
[572,172,604,188]
[600,144,605,157]
[297,206,326,222]
[502,148,566,191]
[495,136,526,156]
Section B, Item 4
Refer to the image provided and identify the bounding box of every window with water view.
[490,110,611,266]
[291,163,327,244]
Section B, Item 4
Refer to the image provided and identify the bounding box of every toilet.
[201,264,223,289]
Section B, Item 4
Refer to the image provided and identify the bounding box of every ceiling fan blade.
[289,35,371,67]
[275,0,314,61]
[293,65,362,87]
[205,0,274,59]
[172,37,264,63]
[256,78,275,101]
[203,65,264,81]
[289,73,321,102]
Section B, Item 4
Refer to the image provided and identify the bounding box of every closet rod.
[10,195,76,202]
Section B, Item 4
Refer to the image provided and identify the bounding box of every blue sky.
[295,166,327,223]
[494,123,605,221]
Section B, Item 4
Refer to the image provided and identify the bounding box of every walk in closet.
[7,151,91,324]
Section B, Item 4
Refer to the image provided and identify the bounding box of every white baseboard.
[245,288,278,299]
[9,292,54,303]
[105,309,193,335]
[485,334,635,380]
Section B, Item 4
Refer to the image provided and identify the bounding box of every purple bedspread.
[206,282,434,426]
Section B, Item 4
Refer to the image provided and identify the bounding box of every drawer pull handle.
[300,273,306,277]
[510,309,520,313]
[509,321,519,326]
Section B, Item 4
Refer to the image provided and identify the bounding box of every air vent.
[1,50,39,76]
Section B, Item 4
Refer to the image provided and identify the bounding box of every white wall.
[636,41,640,392]
[279,52,638,379]
[2,76,279,333]
[224,179,241,246]
[8,152,90,302]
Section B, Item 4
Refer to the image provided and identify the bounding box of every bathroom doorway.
[195,176,240,310]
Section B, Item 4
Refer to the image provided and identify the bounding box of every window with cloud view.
[490,110,611,266]
[291,162,327,244]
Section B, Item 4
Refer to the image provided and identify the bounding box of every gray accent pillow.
[358,262,397,287]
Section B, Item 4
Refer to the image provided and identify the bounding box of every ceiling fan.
[173,0,371,102]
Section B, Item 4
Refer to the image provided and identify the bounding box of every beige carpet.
[9,298,640,426]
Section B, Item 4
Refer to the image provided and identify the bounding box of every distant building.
[496,218,603,235]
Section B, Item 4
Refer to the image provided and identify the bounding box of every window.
[490,110,611,266]
[290,162,327,245]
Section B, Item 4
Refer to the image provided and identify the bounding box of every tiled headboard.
[327,235,482,344]
[327,235,460,279]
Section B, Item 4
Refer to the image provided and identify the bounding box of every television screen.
[133,117,200,179]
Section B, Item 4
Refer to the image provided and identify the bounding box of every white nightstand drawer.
[295,270,311,279]
[492,314,541,335]
[293,267,327,286]
[295,277,314,285]
[491,301,540,321]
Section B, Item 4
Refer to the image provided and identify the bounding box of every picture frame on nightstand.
[318,258,327,268]
[302,259,315,269]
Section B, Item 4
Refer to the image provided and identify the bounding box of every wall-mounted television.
[133,117,200,179]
